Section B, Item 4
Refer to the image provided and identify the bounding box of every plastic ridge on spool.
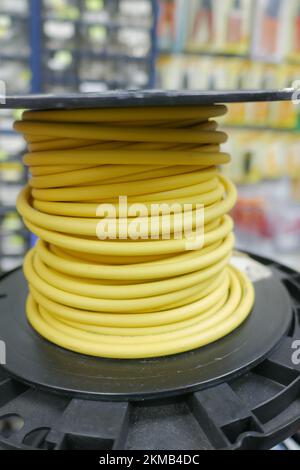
[1,89,295,110]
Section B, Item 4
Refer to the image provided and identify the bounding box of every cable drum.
[14,104,254,359]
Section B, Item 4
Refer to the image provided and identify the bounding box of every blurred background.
[0,0,300,285]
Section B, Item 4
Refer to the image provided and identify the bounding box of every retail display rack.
[156,0,300,263]
[0,0,158,272]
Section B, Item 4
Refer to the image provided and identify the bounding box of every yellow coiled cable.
[14,104,254,359]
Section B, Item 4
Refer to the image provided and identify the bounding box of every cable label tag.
[230,254,272,283]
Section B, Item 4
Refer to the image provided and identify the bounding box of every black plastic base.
[0,253,300,450]
[0,256,293,401]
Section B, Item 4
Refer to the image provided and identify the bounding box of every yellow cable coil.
[14,104,254,359]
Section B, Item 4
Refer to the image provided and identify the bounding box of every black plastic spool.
[0,89,299,450]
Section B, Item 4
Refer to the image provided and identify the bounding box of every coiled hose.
[14,104,254,359]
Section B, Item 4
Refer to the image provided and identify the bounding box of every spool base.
[0,253,293,401]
